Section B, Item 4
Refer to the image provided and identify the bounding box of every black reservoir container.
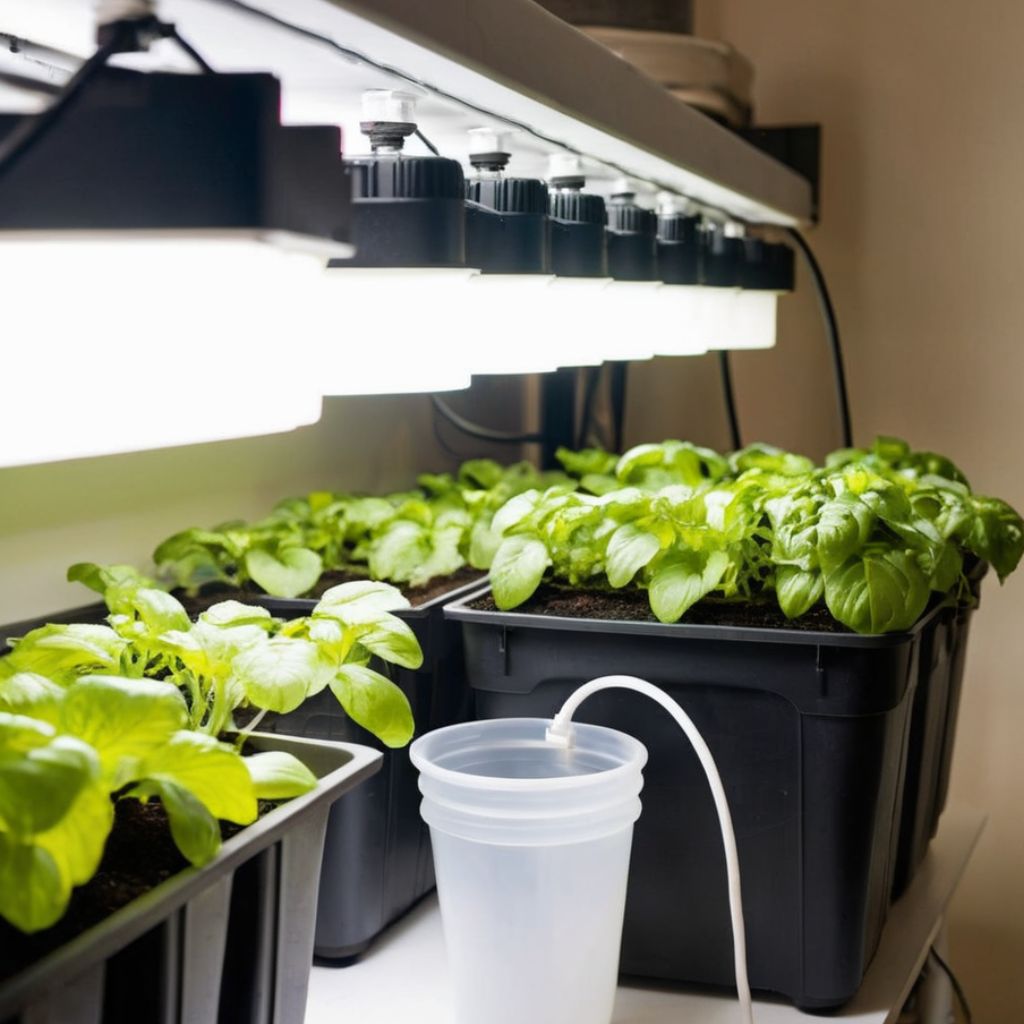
[444,591,946,1011]
[890,567,982,896]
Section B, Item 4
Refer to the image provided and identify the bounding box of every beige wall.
[691,1,1024,1016]
[0,381,529,622]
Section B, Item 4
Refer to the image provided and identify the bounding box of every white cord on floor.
[547,674,753,1024]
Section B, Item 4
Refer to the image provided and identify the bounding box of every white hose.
[546,675,753,1024]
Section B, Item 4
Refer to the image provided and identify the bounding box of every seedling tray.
[446,590,946,1011]
[244,576,487,959]
[0,733,381,1024]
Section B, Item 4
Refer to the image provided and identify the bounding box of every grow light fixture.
[545,155,612,368]
[655,200,708,358]
[600,184,661,362]
[464,129,561,376]
[318,90,473,395]
[705,230,794,351]
[0,43,355,462]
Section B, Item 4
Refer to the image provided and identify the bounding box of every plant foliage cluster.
[0,571,422,934]
[488,437,1024,634]
[151,460,571,599]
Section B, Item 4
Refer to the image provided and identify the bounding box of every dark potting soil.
[0,797,277,983]
[181,565,485,615]
[468,584,851,633]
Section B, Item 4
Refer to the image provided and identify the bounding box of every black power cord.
[786,227,853,448]
[0,23,128,180]
[0,17,215,181]
[431,395,544,445]
[717,350,742,450]
[576,365,602,448]
[414,127,440,155]
[928,946,973,1023]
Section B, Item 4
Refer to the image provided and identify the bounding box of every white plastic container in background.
[410,717,648,1024]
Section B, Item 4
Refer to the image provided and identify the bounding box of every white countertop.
[305,806,985,1024]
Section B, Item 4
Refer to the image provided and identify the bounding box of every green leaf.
[244,546,323,599]
[648,550,729,623]
[4,624,127,682]
[468,518,502,570]
[315,580,409,617]
[59,676,188,777]
[129,588,191,634]
[244,751,317,799]
[824,550,930,633]
[871,435,911,463]
[66,562,149,596]
[199,601,275,630]
[0,712,55,753]
[143,783,221,866]
[36,782,113,887]
[775,566,824,619]
[0,735,98,837]
[0,834,69,933]
[491,490,543,537]
[231,637,336,714]
[457,458,505,490]
[139,732,256,825]
[730,444,815,477]
[314,607,423,670]
[367,522,430,583]
[816,493,874,569]
[606,523,661,588]
[964,496,1024,581]
[408,524,466,587]
[490,536,550,610]
[0,672,65,724]
[555,447,618,478]
[330,664,414,748]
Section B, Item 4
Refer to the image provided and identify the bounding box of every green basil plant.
[491,436,1023,635]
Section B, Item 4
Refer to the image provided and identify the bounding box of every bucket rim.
[410,717,648,793]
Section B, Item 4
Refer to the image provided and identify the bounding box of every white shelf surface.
[305,805,984,1024]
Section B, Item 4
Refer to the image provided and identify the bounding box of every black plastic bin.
[445,590,944,1011]
[0,733,381,1024]
[251,576,485,960]
[891,568,982,897]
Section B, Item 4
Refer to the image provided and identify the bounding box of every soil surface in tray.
[183,566,485,615]
[0,797,275,983]
[469,585,851,633]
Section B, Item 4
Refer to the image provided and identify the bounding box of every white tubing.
[547,675,753,1024]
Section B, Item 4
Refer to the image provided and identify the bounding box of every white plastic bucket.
[410,717,648,1024]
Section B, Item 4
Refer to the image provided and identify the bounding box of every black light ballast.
[0,68,350,252]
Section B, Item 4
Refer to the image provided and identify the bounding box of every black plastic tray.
[445,590,944,1011]
[0,733,381,1024]
[246,576,487,960]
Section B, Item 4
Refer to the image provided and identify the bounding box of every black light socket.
[766,241,796,292]
[466,176,551,274]
[739,237,796,291]
[700,223,744,287]
[606,194,658,281]
[550,188,607,278]
[336,154,466,268]
[657,212,701,285]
